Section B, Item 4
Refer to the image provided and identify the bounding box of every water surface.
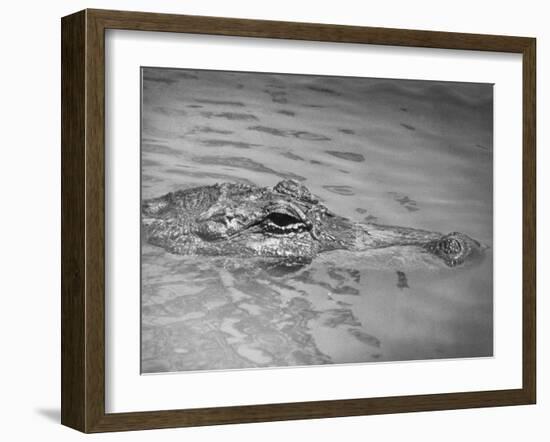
[141,68,493,374]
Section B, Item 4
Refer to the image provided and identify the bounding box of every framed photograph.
[61,9,536,433]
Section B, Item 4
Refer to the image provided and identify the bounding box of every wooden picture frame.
[61,8,536,433]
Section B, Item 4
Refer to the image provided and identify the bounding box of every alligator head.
[142,179,484,267]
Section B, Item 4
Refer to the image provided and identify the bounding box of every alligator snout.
[426,232,483,267]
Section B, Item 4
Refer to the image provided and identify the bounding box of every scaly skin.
[142,179,484,267]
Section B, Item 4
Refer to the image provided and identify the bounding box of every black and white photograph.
[140,67,493,374]
[2,0,544,438]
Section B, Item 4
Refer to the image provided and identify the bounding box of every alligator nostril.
[449,239,462,253]
[425,232,482,267]
[440,238,462,254]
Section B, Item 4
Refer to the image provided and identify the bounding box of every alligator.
[141,179,485,267]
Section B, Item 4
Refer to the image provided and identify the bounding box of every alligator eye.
[264,212,306,234]
[268,213,299,226]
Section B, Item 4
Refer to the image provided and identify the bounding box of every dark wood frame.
[61,8,536,433]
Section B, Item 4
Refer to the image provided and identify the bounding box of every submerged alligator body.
[142,179,484,267]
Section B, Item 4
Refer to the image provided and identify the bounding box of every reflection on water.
[141,67,493,374]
